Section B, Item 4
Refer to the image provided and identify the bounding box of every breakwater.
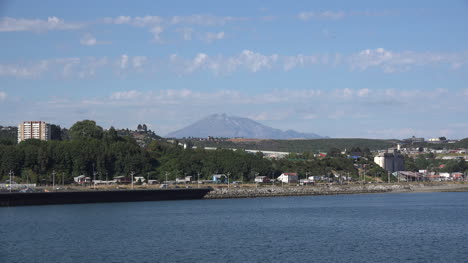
[204,183,468,199]
[0,188,211,206]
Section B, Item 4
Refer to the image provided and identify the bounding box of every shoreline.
[204,183,468,199]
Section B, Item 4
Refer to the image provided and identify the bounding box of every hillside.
[192,138,398,153]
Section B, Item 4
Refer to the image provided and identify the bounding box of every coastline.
[204,183,468,199]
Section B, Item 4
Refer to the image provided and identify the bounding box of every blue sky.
[1,0,468,139]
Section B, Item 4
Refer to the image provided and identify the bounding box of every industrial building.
[17,121,51,143]
[374,149,405,173]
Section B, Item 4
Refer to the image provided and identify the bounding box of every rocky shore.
[204,183,468,199]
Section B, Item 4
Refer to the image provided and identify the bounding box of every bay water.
[1,192,468,262]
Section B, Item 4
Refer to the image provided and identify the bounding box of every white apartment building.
[17,121,51,143]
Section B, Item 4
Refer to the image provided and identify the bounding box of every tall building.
[17,121,51,143]
[374,149,405,173]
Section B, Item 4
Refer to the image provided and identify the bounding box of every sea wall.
[204,183,467,199]
[0,188,211,206]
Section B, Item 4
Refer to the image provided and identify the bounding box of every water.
[1,192,468,263]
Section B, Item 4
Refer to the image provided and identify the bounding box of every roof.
[282,173,297,176]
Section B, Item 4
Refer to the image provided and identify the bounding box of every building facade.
[374,149,405,173]
[17,121,51,143]
[277,173,298,183]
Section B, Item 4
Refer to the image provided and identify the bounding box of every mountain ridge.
[166,113,326,139]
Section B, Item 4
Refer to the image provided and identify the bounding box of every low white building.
[254,176,270,183]
[277,173,298,183]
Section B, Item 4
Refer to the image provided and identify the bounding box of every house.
[176,176,192,184]
[74,175,91,184]
[254,176,270,183]
[425,174,441,182]
[439,173,450,181]
[114,176,131,184]
[299,179,314,185]
[451,172,464,181]
[134,176,146,183]
[277,173,298,183]
[212,174,226,183]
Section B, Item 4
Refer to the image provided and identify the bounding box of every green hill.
[193,138,398,153]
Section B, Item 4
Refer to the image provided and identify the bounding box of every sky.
[1,0,468,139]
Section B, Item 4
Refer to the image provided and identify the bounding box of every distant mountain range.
[166,114,326,139]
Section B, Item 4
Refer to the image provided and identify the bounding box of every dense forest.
[0,120,378,184]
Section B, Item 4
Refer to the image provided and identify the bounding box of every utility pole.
[9,170,13,192]
[92,164,96,189]
[197,172,200,188]
[227,172,231,189]
[165,172,168,183]
[62,172,64,186]
[52,170,56,190]
[131,171,135,190]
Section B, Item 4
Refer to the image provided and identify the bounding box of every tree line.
[0,120,382,184]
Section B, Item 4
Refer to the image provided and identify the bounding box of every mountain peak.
[166,114,325,139]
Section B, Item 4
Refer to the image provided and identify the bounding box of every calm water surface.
[1,192,468,263]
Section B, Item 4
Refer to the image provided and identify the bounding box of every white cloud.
[132,56,148,69]
[0,61,49,78]
[342,88,353,97]
[103,15,163,27]
[298,11,345,21]
[80,33,97,46]
[177,27,194,40]
[150,26,164,43]
[119,54,129,69]
[110,90,142,100]
[113,16,132,24]
[202,31,225,43]
[103,15,245,27]
[303,114,318,120]
[0,16,83,32]
[358,88,370,97]
[0,91,7,101]
[169,15,246,26]
[349,48,468,73]
[1,49,466,79]
[237,50,278,72]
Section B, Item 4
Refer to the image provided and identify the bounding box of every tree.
[328,148,342,157]
[69,120,103,140]
[50,124,62,140]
